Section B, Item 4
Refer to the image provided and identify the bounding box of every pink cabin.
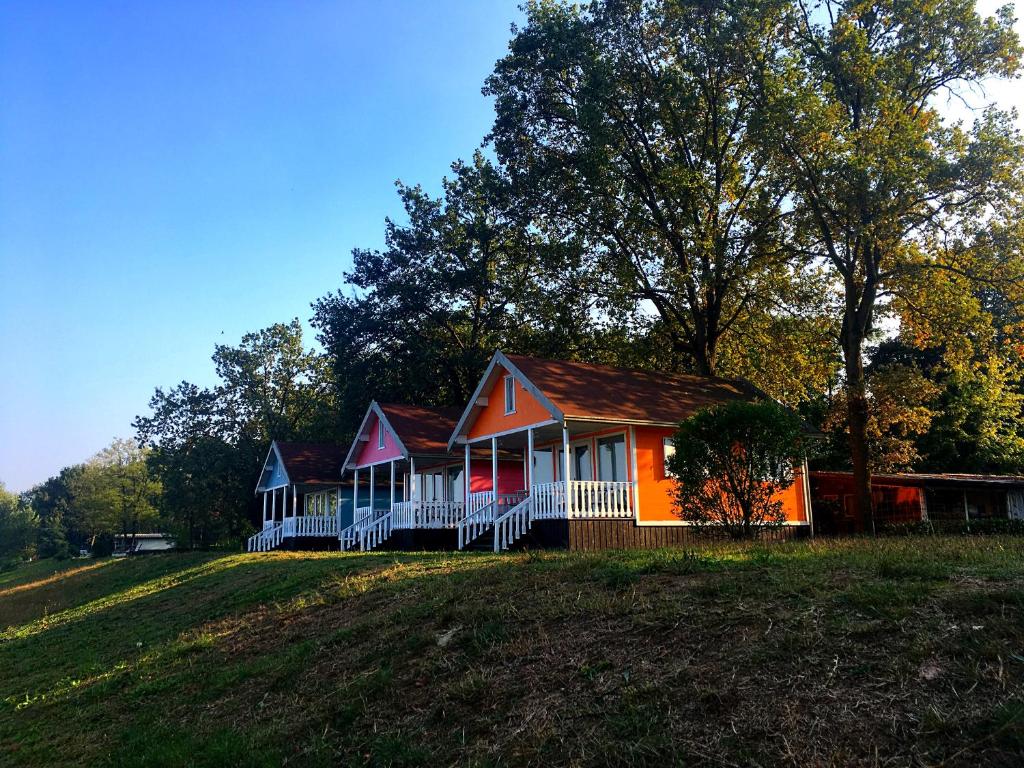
[340,401,523,551]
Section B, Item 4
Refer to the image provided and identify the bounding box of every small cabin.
[810,471,1024,534]
[247,441,354,552]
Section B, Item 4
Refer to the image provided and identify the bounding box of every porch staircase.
[457,493,532,552]
[247,522,284,552]
[340,510,396,552]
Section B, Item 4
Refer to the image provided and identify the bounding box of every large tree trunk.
[841,308,874,534]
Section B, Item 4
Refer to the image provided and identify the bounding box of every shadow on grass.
[1,539,1023,767]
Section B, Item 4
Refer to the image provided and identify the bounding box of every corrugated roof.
[275,441,347,484]
[380,403,464,455]
[506,354,758,425]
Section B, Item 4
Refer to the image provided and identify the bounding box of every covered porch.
[453,420,638,551]
[247,441,350,552]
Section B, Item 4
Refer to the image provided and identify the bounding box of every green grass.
[1,538,1023,766]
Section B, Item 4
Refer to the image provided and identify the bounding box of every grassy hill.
[1,538,1023,767]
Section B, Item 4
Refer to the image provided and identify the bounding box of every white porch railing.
[493,496,533,552]
[360,512,394,551]
[293,515,338,537]
[247,522,283,552]
[339,505,384,551]
[532,481,635,519]
[458,492,527,549]
[467,490,494,516]
[392,500,465,529]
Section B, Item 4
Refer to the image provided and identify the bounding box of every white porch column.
[410,456,417,502]
[353,468,360,510]
[369,464,376,513]
[272,488,277,521]
[390,460,396,509]
[491,436,498,499]
[527,427,535,492]
[562,424,572,518]
[262,491,268,526]
[292,486,297,518]
[464,443,471,504]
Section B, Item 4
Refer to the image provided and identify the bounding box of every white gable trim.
[342,401,411,471]
[446,350,564,450]
[255,441,291,493]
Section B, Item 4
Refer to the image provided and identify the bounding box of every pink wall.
[354,411,404,468]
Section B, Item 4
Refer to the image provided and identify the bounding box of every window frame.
[503,375,516,415]
[377,421,386,450]
[662,437,676,479]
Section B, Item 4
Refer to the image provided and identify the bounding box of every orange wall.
[468,367,553,440]
[633,426,808,524]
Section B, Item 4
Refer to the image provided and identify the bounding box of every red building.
[810,471,1024,534]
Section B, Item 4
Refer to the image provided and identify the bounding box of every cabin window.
[663,438,676,478]
[420,471,444,501]
[556,444,594,481]
[574,443,595,481]
[447,466,465,503]
[503,375,516,414]
[597,434,627,482]
[532,448,554,485]
[377,422,385,450]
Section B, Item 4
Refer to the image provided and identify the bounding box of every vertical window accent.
[662,438,676,478]
[377,421,385,450]
[504,375,516,414]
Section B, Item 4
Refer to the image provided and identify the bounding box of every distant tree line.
[8,0,1023,560]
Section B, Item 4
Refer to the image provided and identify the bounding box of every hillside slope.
[1,539,1023,767]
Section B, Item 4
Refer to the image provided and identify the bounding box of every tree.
[486,0,821,382]
[135,321,337,546]
[667,401,809,538]
[0,482,37,566]
[71,439,161,553]
[770,0,1023,525]
[312,153,621,431]
[28,464,87,556]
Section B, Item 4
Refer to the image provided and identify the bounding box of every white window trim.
[377,421,386,450]
[503,375,516,415]
[662,437,676,479]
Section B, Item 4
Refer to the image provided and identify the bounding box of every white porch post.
[562,424,572,518]
[464,443,471,504]
[272,487,277,521]
[353,468,360,510]
[390,460,396,509]
[369,464,376,514]
[527,427,535,492]
[262,491,268,526]
[491,436,498,498]
[410,456,417,502]
[292,486,297,518]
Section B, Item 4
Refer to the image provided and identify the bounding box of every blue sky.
[0,1,522,491]
[1,2,1020,493]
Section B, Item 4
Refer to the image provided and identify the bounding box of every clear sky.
[0,1,522,492]
[1,2,1020,493]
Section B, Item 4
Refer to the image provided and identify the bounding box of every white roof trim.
[342,401,411,472]
[447,350,564,450]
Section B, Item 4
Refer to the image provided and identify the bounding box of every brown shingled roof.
[380,403,463,455]
[274,441,346,484]
[506,354,758,425]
